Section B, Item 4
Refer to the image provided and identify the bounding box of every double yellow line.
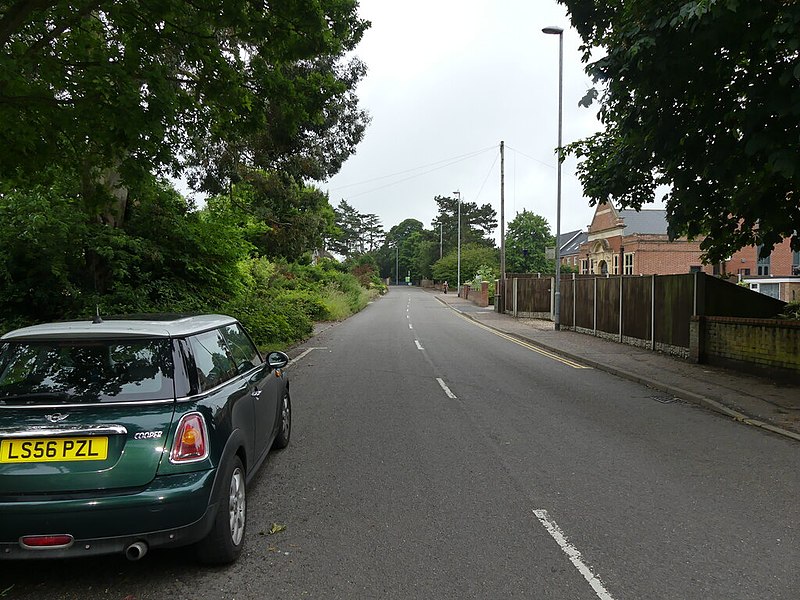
[452,310,591,370]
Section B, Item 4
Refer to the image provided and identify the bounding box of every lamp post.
[453,190,461,295]
[543,25,563,331]
[395,244,399,286]
[438,220,443,259]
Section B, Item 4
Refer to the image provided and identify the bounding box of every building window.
[623,253,634,275]
[580,259,588,274]
[690,266,703,273]
[793,251,800,275]
[738,268,751,276]
[612,255,619,275]
[757,245,771,276]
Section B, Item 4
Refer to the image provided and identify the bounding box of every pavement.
[425,288,800,443]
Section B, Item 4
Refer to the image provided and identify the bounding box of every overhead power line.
[504,145,556,170]
[328,145,498,199]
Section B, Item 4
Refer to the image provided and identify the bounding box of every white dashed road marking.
[533,510,616,600]
[290,347,327,365]
[436,378,457,399]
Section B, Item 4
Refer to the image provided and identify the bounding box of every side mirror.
[267,351,289,370]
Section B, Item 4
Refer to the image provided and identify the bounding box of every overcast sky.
[321,0,608,242]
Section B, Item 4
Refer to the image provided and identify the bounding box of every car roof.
[1,314,239,341]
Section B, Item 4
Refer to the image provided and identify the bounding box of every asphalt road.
[3,287,799,599]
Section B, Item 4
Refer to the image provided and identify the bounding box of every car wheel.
[272,391,291,450]
[196,456,246,564]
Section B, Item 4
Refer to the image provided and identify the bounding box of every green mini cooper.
[0,314,291,564]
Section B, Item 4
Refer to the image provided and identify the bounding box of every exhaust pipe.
[124,541,148,561]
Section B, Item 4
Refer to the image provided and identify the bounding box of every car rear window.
[0,339,175,405]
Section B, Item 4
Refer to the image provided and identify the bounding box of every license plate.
[0,437,109,463]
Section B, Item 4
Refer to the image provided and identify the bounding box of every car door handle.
[251,390,262,398]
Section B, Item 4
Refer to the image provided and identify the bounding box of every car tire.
[272,391,291,450]
[196,455,246,564]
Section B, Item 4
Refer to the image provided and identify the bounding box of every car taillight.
[20,534,74,549]
[170,412,209,463]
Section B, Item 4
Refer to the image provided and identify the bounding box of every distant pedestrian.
[443,281,449,294]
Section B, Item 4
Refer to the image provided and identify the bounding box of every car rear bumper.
[0,469,217,559]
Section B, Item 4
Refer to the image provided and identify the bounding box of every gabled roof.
[559,230,587,255]
[618,209,669,235]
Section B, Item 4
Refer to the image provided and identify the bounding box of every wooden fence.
[497,273,786,356]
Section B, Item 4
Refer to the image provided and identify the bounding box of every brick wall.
[691,316,800,381]
[463,282,489,307]
[728,238,797,277]
[631,236,712,275]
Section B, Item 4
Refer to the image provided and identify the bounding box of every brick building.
[577,203,800,300]
[558,229,588,271]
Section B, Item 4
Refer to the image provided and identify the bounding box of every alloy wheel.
[228,467,246,546]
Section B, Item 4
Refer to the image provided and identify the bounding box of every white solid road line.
[533,510,616,600]
[436,378,457,399]
[414,340,424,350]
[290,347,327,365]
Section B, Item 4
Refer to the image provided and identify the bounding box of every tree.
[376,219,424,281]
[431,244,499,287]
[0,0,369,220]
[330,201,384,256]
[362,213,385,252]
[204,173,335,262]
[386,218,425,245]
[0,174,249,328]
[505,210,554,273]
[433,195,498,252]
[559,0,800,262]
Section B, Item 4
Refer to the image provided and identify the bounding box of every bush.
[777,301,800,321]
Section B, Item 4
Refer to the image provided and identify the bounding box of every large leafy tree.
[0,175,249,328]
[374,219,425,281]
[505,210,554,273]
[559,0,800,262]
[0,0,369,221]
[204,173,335,262]
[431,244,499,287]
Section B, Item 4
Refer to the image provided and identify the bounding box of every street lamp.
[395,244,399,286]
[543,25,563,331]
[453,190,461,295]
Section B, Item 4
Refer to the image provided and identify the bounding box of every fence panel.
[517,279,534,313]
[575,278,595,329]
[560,277,575,327]
[654,274,694,347]
[703,275,786,317]
[596,278,620,334]
[515,278,551,313]
[622,276,652,340]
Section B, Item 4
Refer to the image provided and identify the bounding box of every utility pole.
[500,140,506,311]
[454,190,461,295]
